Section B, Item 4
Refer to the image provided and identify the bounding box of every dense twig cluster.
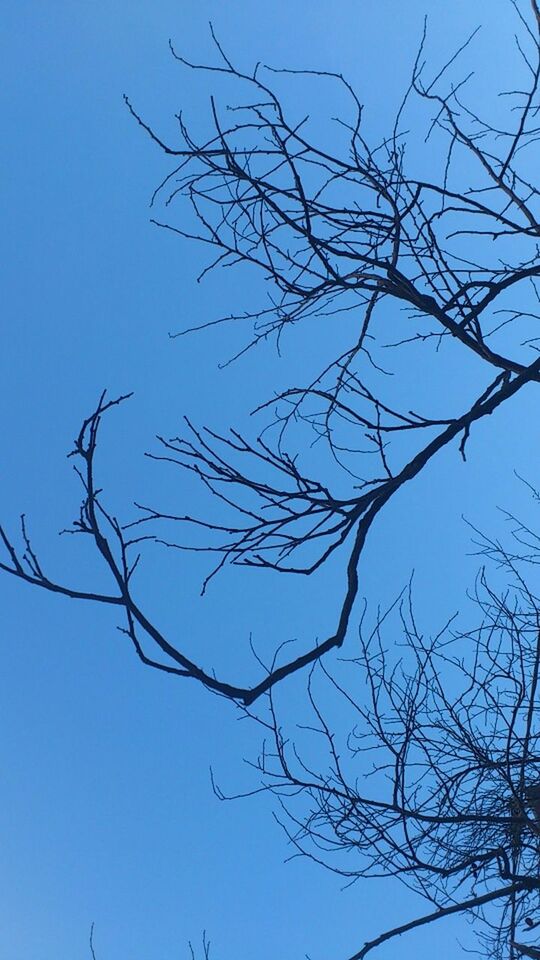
[236,532,540,958]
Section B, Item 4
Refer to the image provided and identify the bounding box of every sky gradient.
[1,2,537,959]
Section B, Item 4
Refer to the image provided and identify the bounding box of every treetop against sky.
[2,2,540,958]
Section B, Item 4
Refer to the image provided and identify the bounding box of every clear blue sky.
[1,2,537,958]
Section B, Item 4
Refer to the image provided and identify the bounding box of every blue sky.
[1,2,538,958]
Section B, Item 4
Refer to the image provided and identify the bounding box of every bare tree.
[4,3,540,959]
[229,514,540,959]
[2,2,540,706]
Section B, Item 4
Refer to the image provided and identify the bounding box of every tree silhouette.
[238,519,540,957]
[3,3,540,709]
[4,5,540,956]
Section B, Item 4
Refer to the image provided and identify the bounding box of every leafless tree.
[227,514,540,959]
[3,2,540,706]
[3,3,540,959]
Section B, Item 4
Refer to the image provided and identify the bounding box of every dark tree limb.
[350,882,535,960]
